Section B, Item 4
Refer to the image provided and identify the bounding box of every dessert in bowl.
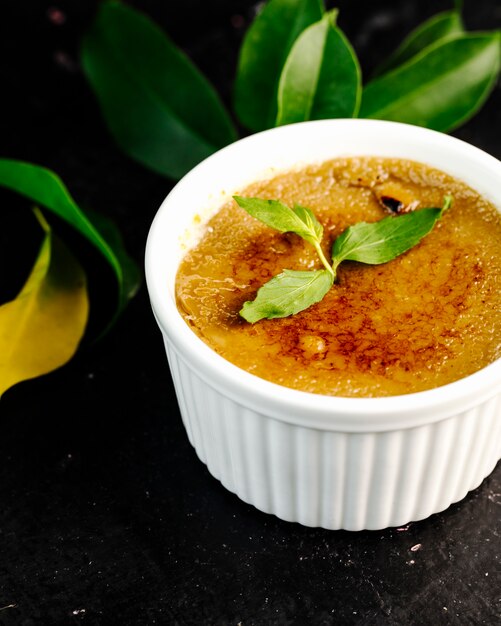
[145,119,501,531]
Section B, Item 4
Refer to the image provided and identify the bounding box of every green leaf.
[0,210,89,397]
[82,0,237,180]
[234,0,323,131]
[234,195,323,245]
[291,204,324,243]
[331,199,451,273]
[373,10,464,77]
[240,269,333,322]
[276,11,361,125]
[360,33,501,132]
[0,159,140,328]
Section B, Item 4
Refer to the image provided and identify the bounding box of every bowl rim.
[145,119,501,433]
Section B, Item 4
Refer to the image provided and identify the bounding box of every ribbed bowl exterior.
[146,120,501,532]
[165,339,501,531]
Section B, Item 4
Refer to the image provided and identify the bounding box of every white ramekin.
[145,120,501,531]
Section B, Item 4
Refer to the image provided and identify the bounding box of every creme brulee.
[175,157,501,397]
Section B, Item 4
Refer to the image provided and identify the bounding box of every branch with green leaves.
[0,161,140,397]
[234,195,451,323]
[81,0,500,180]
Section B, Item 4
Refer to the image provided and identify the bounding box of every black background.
[0,1,500,624]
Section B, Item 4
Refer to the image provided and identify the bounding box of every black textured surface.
[0,1,500,624]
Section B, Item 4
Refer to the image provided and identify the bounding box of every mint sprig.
[234,195,451,323]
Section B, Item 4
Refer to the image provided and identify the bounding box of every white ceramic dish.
[145,119,501,531]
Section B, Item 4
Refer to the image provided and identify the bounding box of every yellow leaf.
[0,210,89,396]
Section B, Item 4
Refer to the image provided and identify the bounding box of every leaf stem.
[313,240,335,279]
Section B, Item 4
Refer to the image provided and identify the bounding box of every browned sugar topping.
[176,157,501,397]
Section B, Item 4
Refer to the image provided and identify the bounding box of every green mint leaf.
[276,11,361,125]
[373,10,463,78]
[234,196,323,246]
[360,33,501,132]
[240,269,333,323]
[292,204,324,243]
[331,198,451,272]
[233,0,323,131]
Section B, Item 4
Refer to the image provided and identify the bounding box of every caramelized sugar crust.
[176,158,501,397]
